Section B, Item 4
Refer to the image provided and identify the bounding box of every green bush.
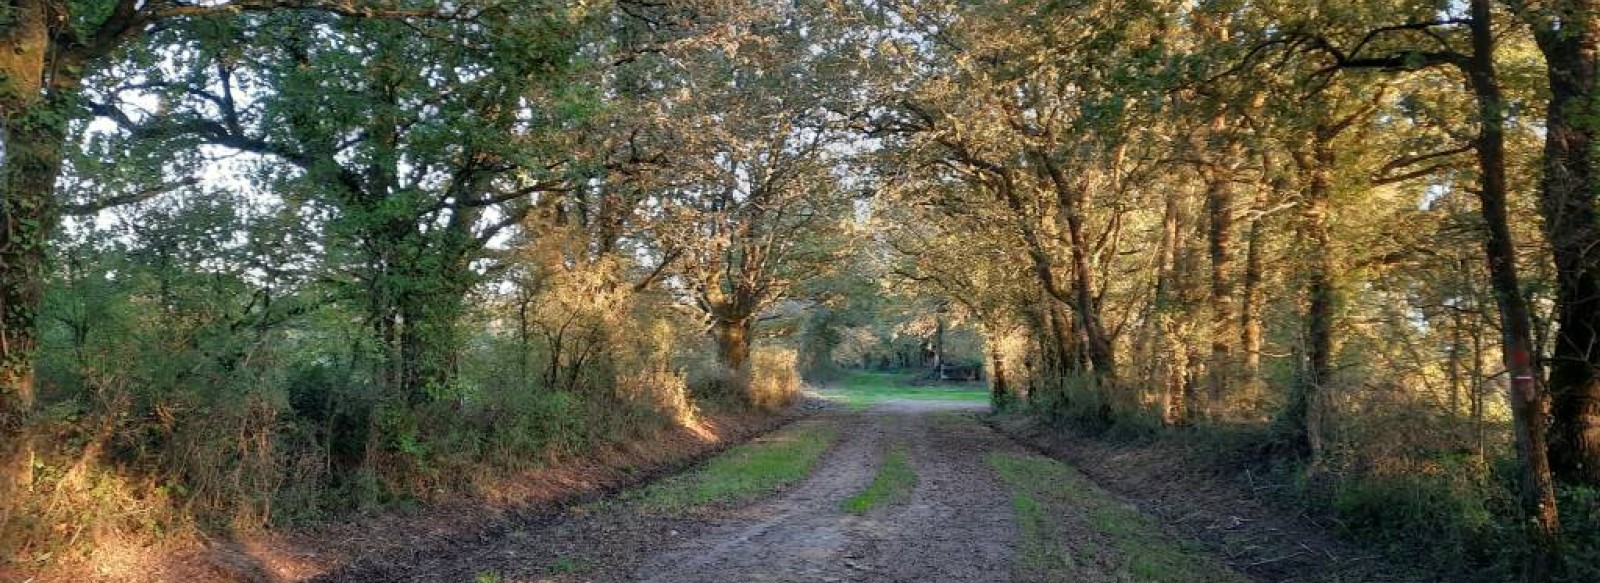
[1328,460,1499,568]
[1557,485,1600,581]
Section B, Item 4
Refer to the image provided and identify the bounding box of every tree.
[866,0,1179,396]
[1503,0,1600,488]
[636,3,853,399]
[1249,0,1560,553]
[0,0,503,528]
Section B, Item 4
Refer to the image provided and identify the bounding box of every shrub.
[1328,459,1499,567]
[749,347,801,411]
[1558,485,1600,581]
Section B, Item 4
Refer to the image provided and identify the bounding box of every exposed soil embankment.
[39,405,808,583]
[986,414,1433,583]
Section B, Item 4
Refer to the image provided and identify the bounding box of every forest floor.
[120,373,1428,583]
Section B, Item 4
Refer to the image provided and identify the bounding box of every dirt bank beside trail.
[59,406,805,583]
[302,399,1023,583]
[302,394,1258,583]
[987,414,1434,583]
[54,390,1399,583]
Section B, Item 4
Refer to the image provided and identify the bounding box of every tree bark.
[1465,0,1561,564]
[1040,160,1116,382]
[1449,301,1465,418]
[398,292,464,404]
[0,109,64,421]
[1471,315,1487,461]
[990,343,1008,406]
[1287,131,1338,464]
[1204,142,1240,415]
[1,104,69,529]
[1524,0,1600,487]
[1,0,68,528]
[1240,172,1274,388]
[1154,184,1189,426]
[712,317,753,400]
[1178,192,1209,427]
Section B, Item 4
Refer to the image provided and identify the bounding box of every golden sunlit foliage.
[3,0,1600,581]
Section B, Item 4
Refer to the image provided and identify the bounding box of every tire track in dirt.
[634,400,1020,583]
[305,398,1260,583]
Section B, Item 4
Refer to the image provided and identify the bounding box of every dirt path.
[310,396,1250,583]
[634,400,1019,583]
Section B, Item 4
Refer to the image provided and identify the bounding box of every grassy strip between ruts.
[816,372,989,410]
[842,443,918,514]
[987,452,1249,583]
[627,419,838,514]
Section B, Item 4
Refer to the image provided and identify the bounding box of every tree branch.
[61,177,200,216]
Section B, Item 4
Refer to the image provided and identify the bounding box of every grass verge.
[629,420,837,514]
[987,452,1248,583]
[816,372,988,410]
[1011,491,1075,575]
[842,444,917,514]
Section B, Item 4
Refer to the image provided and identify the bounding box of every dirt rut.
[635,400,1020,582]
[308,399,1028,582]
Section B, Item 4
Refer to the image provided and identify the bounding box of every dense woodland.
[3,0,1600,581]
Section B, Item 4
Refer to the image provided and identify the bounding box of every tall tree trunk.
[1,0,60,422]
[1287,132,1338,464]
[0,110,63,421]
[1038,300,1080,412]
[1465,0,1561,566]
[1154,184,1189,426]
[1449,296,1465,418]
[516,292,533,382]
[1204,145,1240,415]
[1471,316,1488,462]
[712,317,753,400]
[1,103,68,522]
[1177,193,1209,427]
[1526,0,1600,487]
[1240,173,1274,388]
[990,342,1008,406]
[1047,301,1082,374]
[1001,159,1097,383]
[1042,161,1116,382]
[398,291,464,405]
[1,0,67,529]
[367,228,474,406]
[1019,305,1051,404]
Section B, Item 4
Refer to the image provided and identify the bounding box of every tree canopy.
[3,0,1600,580]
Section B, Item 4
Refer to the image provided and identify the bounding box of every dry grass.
[749,347,802,411]
[8,408,790,583]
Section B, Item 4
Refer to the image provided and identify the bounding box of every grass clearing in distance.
[988,452,1248,583]
[815,371,988,410]
[842,443,917,514]
[629,420,837,515]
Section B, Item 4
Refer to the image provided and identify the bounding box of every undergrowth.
[1004,380,1600,583]
[4,276,805,577]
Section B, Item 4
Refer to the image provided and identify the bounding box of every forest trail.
[310,375,1251,583]
[632,398,1018,582]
